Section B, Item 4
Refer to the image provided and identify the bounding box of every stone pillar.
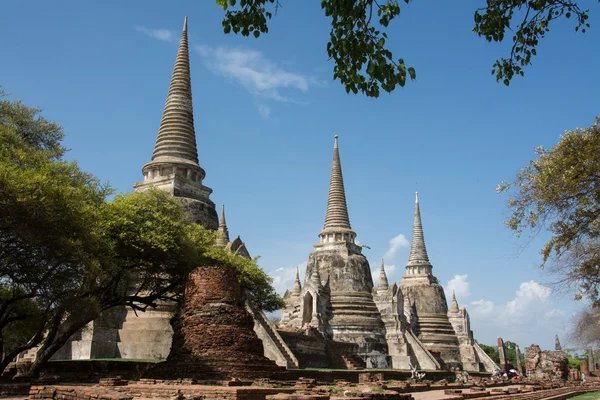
[515,345,523,375]
[498,337,508,372]
[588,348,595,373]
[581,356,590,376]
[145,266,282,380]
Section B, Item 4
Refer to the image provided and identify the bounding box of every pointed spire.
[151,16,200,166]
[378,258,389,290]
[216,204,230,247]
[323,135,351,230]
[450,290,459,312]
[292,266,302,296]
[407,192,432,268]
[555,335,562,351]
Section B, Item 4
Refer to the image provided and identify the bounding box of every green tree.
[568,308,600,348]
[473,0,595,85]
[478,343,500,364]
[503,341,525,370]
[215,0,596,97]
[0,92,282,376]
[498,118,600,306]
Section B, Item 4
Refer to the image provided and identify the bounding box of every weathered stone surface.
[178,197,218,230]
[525,344,569,380]
[146,266,282,380]
[280,137,388,369]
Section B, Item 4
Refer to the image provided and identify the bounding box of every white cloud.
[506,280,551,315]
[470,299,495,316]
[269,261,307,295]
[257,104,271,119]
[134,25,177,43]
[194,45,312,103]
[467,280,568,349]
[383,234,409,262]
[445,274,471,303]
[545,309,566,318]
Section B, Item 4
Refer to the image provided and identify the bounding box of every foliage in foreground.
[0,91,282,376]
[567,308,600,349]
[215,0,595,97]
[498,118,600,306]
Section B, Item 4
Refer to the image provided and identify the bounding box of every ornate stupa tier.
[404,192,433,278]
[399,193,462,367]
[317,136,357,248]
[151,17,198,166]
[134,17,217,229]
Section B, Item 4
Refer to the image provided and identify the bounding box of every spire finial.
[220,204,227,227]
[216,204,230,247]
[292,265,302,295]
[378,258,389,291]
[321,135,352,231]
[150,16,199,166]
[407,192,432,270]
[450,289,459,312]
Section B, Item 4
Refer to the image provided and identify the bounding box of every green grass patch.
[569,391,600,399]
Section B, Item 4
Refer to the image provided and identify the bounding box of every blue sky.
[2,1,599,351]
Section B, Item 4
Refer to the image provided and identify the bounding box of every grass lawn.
[570,391,600,399]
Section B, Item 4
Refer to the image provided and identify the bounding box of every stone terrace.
[21,379,600,400]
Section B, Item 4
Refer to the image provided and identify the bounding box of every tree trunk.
[18,312,99,378]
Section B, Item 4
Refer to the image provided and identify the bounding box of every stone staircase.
[341,354,366,370]
[245,300,299,369]
[16,346,39,362]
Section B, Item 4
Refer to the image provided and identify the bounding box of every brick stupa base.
[145,266,283,380]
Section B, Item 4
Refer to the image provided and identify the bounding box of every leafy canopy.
[0,91,282,375]
[217,0,415,97]
[498,117,600,306]
[215,1,595,97]
[473,0,595,85]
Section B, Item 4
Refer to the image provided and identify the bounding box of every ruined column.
[498,337,508,372]
[555,335,562,351]
[515,344,523,375]
[588,348,595,373]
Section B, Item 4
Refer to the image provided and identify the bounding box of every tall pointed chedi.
[116,17,218,362]
[321,135,353,234]
[280,135,389,368]
[406,192,433,276]
[399,192,461,367]
[134,16,218,230]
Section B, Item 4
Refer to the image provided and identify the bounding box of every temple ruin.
[280,140,498,372]
[24,17,498,374]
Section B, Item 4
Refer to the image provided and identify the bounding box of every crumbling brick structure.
[525,344,568,380]
[146,266,282,380]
